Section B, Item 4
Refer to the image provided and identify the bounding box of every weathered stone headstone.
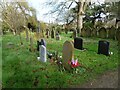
[56,32,61,40]
[116,27,120,41]
[91,29,97,37]
[85,27,92,37]
[81,28,86,37]
[98,27,107,38]
[108,26,116,39]
[37,40,40,51]
[46,29,50,38]
[98,40,110,56]
[72,29,77,38]
[40,45,47,62]
[62,41,74,70]
[30,37,34,52]
[51,29,55,38]
[74,37,83,50]
[36,27,40,33]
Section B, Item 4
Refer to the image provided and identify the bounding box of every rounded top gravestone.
[98,27,107,38]
[62,41,74,70]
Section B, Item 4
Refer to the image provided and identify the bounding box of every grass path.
[71,69,118,88]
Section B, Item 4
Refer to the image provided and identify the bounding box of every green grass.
[2,32,118,88]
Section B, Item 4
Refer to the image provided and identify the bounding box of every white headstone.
[39,45,47,62]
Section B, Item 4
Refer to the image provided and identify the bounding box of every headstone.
[85,27,92,37]
[115,27,120,41]
[72,29,77,38]
[56,32,61,40]
[36,27,40,33]
[28,23,32,30]
[37,40,40,51]
[81,28,86,37]
[62,41,74,70]
[108,26,116,39]
[98,27,107,38]
[40,45,47,62]
[91,29,97,37]
[46,29,50,38]
[30,37,34,52]
[40,39,46,47]
[98,40,110,56]
[51,29,55,38]
[37,39,46,51]
[74,37,83,50]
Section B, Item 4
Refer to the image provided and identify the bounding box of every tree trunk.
[77,0,86,36]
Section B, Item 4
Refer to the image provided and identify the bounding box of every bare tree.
[45,0,90,36]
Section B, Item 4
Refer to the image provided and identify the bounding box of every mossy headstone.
[98,27,107,38]
[108,26,116,39]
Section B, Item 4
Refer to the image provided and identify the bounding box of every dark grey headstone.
[98,40,109,56]
[40,39,46,47]
[37,39,46,51]
[51,29,55,38]
[74,37,83,50]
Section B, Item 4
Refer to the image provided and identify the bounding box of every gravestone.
[98,27,107,38]
[91,29,97,37]
[56,32,61,40]
[74,37,83,50]
[46,29,50,38]
[81,28,86,37]
[37,39,46,51]
[40,45,47,62]
[108,26,116,39]
[62,41,74,70]
[40,39,46,47]
[98,40,110,56]
[115,27,120,41]
[51,29,55,38]
[85,27,92,37]
[72,29,77,38]
[36,27,40,33]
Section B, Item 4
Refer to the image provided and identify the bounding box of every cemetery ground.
[2,32,118,88]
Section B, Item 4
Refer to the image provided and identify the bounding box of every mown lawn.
[2,32,118,88]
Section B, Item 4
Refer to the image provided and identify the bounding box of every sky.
[27,0,105,23]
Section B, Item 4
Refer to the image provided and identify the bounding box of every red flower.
[68,59,80,68]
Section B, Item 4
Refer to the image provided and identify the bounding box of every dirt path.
[72,70,119,88]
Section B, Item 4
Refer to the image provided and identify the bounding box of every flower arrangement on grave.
[68,59,81,73]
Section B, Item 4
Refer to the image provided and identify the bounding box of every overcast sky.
[27,0,105,23]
